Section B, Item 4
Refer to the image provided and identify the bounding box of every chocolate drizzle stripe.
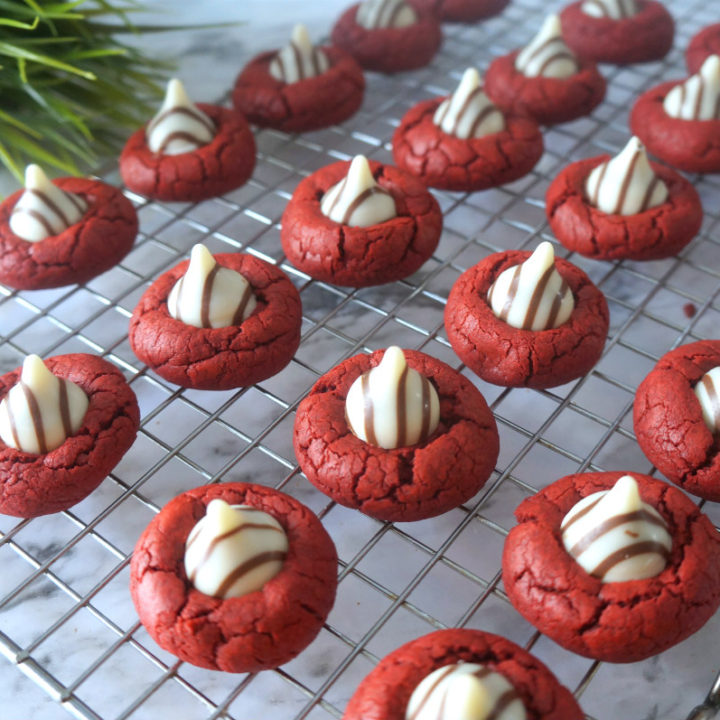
[22,382,47,455]
[523,264,555,330]
[702,374,720,429]
[148,105,215,136]
[525,36,562,65]
[173,276,185,319]
[639,175,661,213]
[200,264,221,328]
[11,207,57,237]
[407,665,456,720]
[58,379,72,439]
[568,509,668,557]
[275,50,287,81]
[499,266,522,322]
[387,0,405,27]
[65,191,86,213]
[451,86,483,134]
[561,494,603,531]
[419,376,432,443]
[396,364,409,447]
[591,540,671,580]
[487,689,521,720]
[157,131,208,155]
[611,150,642,215]
[340,186,391,225]
[537,50,578,77]
[468,104,501,138]
[588,161,608,206]
[7,399,21,451]
[216,550,287,597]
[693,77,705,120]
[325,176,348,218]
[362,372,378,446]
[290,41,305,81]
[29,188,73,227]
[231,282,254,326]
[713,94,720,120]
[547,278,570,328]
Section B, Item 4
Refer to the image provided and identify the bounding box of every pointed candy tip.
[24,164,48,190]
[460,67,481,88]
[165,77,191,106]
[529,240,555,266]
[206,498,236,525]
[189,243,216,271]
[378,346,407,373]
[608,474,642,509]
[347,155,375,186]
[542,13,562,33]
[291,24,311,47]
[701,54,720,75]
[21,354,51,383]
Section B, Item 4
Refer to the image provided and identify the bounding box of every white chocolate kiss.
[269,24,330,84]
[694,366,720,434]
[356,0,418,29]
[561,475,672,583]
[585,137,668,216]
[0,355,89,455]
[405,663,527,720]
[320,155,397,228]
[433,68,506,140]
[487,242,574,331]
[9,165,88,243]
[581,0,638,19]
[146,78,215,156]
[664,55,720,121]
[515,14,580,79]
[345,346,440,450]
[167,244,257,329]
[184,499,288,599]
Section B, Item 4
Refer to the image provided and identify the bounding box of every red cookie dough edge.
[560,0,674,65]
[686,23,720,74]
[484,51,606,126]
[630,81,720,174]
[343,628,584,720]
[119,104,257,202]
[293,349,499,522]
[130,482,338,673]
[232,46,365,133]
[391,98,544,191]
[0,178,137,291]
[280,159,442,288]
[444,250,609,389]
[129,252,301,390]
[546,155,703,260]
[330,3,442,73]
[0,353,139,518]
[409,0,510,22]
[503,471,720,662]
[634,340,720,501]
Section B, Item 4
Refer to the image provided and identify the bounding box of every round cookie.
[0,178,137,291]
[409,0,509,22]
[129,252,301,390]
[293,348,499,522]
[280,159,441,287]
[546,155,702,261]
[343,628,584,720]
[560,1,674,65]
[232,46,365,133]
[0,353,139,518]
[392,97,543,191]
[484,50,606,125]
[687,23,720,73]
[130,482,337,673]
[630,80,720,173]
[445,249,609,389]
[503,471,720,663]
[120,104,256,202]
[634,340,720,501]
[330,3,442,73]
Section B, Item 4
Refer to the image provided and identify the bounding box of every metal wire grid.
[1,0,720,718]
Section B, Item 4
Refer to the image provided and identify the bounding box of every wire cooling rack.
[2,0,720,718]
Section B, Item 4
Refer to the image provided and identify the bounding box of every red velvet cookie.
[0,178,137,291]
[445,250,609,389]
[330,3,442,73]
[232,46,365,133]
[343,628,584,720]
[409,0,509,22]
[281,159,441,287]
[129,252,301,390]
[119,104,256,202]
[560,1,674,65]
[130,482,337,673]
[546,155,702,261]
[687,23,720,73]
[392,97,543,191]
[634,340,720,501]
[293,349,499,522]
[0,353,139,518]
[485,50,606,125]
[630,81,720,173]
[503,471,720,662]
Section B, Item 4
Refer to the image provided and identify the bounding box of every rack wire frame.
[2,0,720,718]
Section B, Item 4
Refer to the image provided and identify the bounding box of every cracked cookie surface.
[281,159,441,287]
[232,47,365,133]
[444,250,609,389]
[129,252,301,390]
[130,482,337,673]
[119,104,256,202]
[634,340,720,501]
[503,471,720,663]
[0,353,139,518]
[546,156,702,261]
[392,98,543,191]
[0,178,137,291]
[343,628,584,719]
[294,349,499,522]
